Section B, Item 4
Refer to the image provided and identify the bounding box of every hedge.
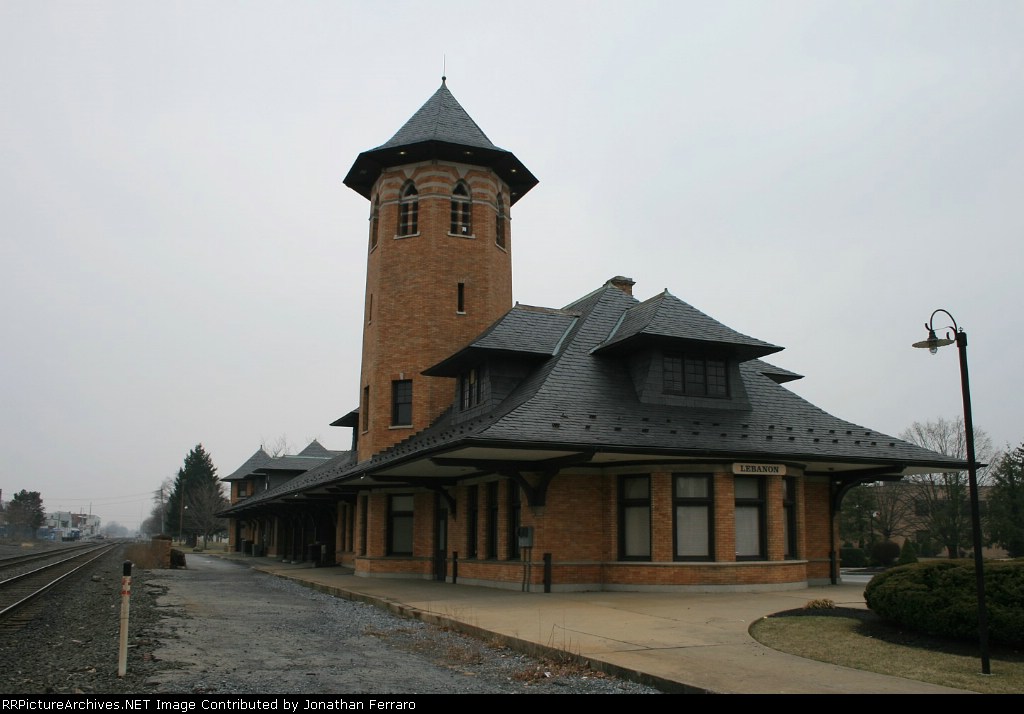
[864,559,1024,647]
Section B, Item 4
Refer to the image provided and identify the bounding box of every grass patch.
[750,607,1024,694]
[509,654,601,684]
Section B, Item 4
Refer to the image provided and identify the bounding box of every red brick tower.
[344,79,537,461]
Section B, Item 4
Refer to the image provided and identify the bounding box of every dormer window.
[398,181,418,236]
[460,368,480,410]
[664,353,728,397]
[450,181,472,235]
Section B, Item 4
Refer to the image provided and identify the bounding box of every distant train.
[61,529,81,542]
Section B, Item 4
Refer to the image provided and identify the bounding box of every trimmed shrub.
[841,547,867,568]
[870,540,900,568]
[803,598,836,610]
[864,559,1024,647]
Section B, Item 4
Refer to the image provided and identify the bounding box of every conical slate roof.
[377,80,500,152]
[344,80,538,204]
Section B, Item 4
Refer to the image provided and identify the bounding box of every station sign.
[732,463,787,476]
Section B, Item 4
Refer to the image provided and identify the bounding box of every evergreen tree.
[7,490,45,539]
[987,442,1024,557]
[169,444,227,547]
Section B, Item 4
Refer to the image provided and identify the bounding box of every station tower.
[343,79,537,461]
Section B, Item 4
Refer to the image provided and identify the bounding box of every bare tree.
[872,480,916,543]
[900,416,994,558]
[263,435,293,457]
[142,476,175,536]
[839,483,875,548]
[187,478,229,549]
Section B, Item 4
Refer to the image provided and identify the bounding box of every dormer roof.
[592,290,782,360]
[424,304,577,376]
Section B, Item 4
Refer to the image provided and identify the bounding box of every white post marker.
[118,560,132,677]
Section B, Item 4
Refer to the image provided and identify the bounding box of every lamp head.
[912,324,954,354]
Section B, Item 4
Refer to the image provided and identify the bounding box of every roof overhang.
[344,141,538,205]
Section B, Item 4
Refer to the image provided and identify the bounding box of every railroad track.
[0,542,122,630]
[0,542,99,574]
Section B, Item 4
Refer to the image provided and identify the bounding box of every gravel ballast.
[0,543,662,695]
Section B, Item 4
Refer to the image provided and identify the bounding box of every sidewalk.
[209,552,973,694]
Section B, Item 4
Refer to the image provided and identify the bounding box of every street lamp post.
[912,308,991,674]
[179,494,188,547]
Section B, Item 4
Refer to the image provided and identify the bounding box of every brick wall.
[350,468,825,590]
[357,163,514,461]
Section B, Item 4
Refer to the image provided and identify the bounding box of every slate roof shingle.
[224,279,966,515]
[343,80,538,204]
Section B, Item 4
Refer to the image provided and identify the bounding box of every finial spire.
[442,54,446,84]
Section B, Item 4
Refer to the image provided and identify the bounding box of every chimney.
[607,276,635,296]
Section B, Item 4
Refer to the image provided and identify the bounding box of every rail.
[0,542,120,623]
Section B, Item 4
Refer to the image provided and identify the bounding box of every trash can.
[242,539,252,555]
[252,543,264,557]
[305,543,321,566]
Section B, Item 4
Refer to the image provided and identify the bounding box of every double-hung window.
[466,485,478,558]
[387,495,414,555]
[485,482,498,559]
[783,477,797,559]
[507,482,521,560]
[460,368,480,410]
[735,477,765,560]
[391,379,412,426]
[619,475,651,560]
[674,474,713,560]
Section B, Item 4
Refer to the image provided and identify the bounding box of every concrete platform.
[208,552,974,694]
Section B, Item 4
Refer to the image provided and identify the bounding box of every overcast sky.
[2,1,1022,531]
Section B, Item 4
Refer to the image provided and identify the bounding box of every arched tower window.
[370,195,380,250]
[450,181,472,236]
[398,181,418,237]
[495,192,506,249]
